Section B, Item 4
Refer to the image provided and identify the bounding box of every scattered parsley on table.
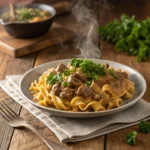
[138,121,150,133]
[125,121,150,145]
[126,131,138,145]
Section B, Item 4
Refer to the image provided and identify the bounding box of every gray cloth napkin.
[0,75,150,143]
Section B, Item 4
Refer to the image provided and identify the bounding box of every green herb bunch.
[71,58,106,81]
[99,14,150,62]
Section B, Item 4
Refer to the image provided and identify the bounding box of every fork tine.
[0,107,10,121]
[0,101,17,118]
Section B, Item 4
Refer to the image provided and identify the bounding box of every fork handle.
[23,123,67,150]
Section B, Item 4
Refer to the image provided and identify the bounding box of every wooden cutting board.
[0,22,73,57]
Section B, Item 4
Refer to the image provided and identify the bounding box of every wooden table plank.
[0,52,36,150]
[99,0,150,149]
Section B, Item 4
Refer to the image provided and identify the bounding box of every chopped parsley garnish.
[108,69,118,79]
[64,67,76,76]
[71,58,83,67]
[86,81,92,86]
[47,73,62,85]
[62,82,70,87]
[138,121,150,133]
[93,75,99,81]
[70,58,106,81]
[64,69,71,76]
[126,131,137,145]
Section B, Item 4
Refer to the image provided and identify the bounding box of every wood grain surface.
[0,23,73,57]
[0,0,150,150]
[0,52,36,150]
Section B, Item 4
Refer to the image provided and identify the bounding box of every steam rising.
[72,0,100,58]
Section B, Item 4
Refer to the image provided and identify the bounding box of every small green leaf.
[138,121,150,133]
[64,67,76,76]
[47,73,62,85]
[126,131,137,145]
[62,82,70,87]
[64,69,71,76]
[108,69,118,79]
[86,81,92,86]
[71,58,83,67]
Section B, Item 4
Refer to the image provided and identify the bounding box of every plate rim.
[19,58,147,117]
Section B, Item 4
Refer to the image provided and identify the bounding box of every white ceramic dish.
[19,59,146,118]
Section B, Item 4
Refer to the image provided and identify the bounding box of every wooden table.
[0,0,150,150]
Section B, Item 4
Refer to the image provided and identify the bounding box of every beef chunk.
[76,85,93,98]
[105,63,109,68]
[122,72,128,79]
[73,73,88,83]
[51,83,61,96]
[56,63,67,73]
[67,73,88,87]
[67,75,83,87]
[59,88,74,99]
[95,78,107,88]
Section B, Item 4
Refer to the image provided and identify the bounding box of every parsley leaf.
[108,69,118,79]
[71,58,83,67]
[64,67,76,76]
[62,82,70,87]
[47,73,62,85]
[126,131,137,145]
[138,121,150,133]
[64,69,71,76]
[86,81,92,86]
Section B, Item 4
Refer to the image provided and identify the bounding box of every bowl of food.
[19,58,146,118]
[0,3,56,38]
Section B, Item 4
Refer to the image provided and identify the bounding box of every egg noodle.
[29,59,135,112]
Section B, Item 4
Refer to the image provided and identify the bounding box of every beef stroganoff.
[29,58,135,112]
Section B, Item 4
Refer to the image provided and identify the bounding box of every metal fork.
[0,101,68,150]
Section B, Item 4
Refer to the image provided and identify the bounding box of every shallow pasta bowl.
[19,59,146,118]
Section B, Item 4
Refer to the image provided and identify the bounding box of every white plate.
[19,59,146,118]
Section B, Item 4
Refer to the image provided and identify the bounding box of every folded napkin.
[0,75,150,143]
